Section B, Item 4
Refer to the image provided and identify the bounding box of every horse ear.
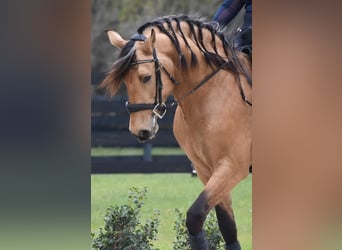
[105,30,127,48]
[143,29,156,53]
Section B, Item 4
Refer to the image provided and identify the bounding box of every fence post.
[143,143,152,162]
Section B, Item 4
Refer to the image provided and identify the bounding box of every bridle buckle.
[153,103,167,119]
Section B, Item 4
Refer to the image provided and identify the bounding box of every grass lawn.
[91,173,252,250]
[91,147,186,156]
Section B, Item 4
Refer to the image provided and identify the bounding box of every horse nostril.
[138,130,151,141]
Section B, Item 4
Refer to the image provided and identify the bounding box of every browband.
[130,33,146,42]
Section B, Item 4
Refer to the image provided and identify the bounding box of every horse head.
[101,28,177,142]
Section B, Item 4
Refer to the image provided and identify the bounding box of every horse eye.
[142,75,152,83]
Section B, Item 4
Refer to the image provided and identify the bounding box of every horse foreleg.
[186,191,210,250]
[215,198,241,250]
[186,160,244,250]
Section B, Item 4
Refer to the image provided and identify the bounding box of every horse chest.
[173,110,217,173]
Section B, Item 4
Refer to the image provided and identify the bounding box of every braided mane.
[100,15,240,96]
[137,15,236,69]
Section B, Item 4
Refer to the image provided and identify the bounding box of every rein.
[176,60,227,103]
[125,33,252,119]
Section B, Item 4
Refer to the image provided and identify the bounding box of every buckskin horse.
[99,15,252,250]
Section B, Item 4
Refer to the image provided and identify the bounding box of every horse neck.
[169,37,228,115]
[151,25,237,117]
[172,61,215,101]
[174,68,232,118]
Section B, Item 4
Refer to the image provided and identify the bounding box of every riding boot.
[188,229,208,250]
[226,241,241,250]
[233,27,252,57]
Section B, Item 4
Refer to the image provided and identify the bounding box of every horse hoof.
[188,229,208,250]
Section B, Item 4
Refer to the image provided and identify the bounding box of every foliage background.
[91,0,244,74]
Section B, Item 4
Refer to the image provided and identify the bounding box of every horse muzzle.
[131,115,159,142]
[136,129,152,142]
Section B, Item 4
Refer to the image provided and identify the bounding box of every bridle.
[125,33,252,120]
[125,33,179,119]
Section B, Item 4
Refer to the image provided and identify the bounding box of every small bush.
[173,208,224,250]
[92,187,160,250]
[173,208,190,250]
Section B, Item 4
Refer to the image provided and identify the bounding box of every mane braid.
[196,23,215,66]
[173,17,198,68]
[154,20,188,69]
[137,22,153,33]
[208,25,219,55]
[176,15,217,64]
[194,20,237,71]
[171,15,223,68]
[183,19,207,56]
[137,19,187,69]
[160,18,188,69]
[202,23,228,68]
[217,32,230,58]
[155,15,236,70]
[159,18,179,48]
[99,15,244,97]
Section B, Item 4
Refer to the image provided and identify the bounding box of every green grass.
[91,147,185,156]
[91,173,252,250]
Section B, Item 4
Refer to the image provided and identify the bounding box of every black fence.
[91,94,192,174]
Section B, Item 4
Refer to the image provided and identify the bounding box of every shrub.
[92,187,160,250]
[173,208,224,250]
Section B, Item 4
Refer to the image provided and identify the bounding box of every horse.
[99,15,252,250]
